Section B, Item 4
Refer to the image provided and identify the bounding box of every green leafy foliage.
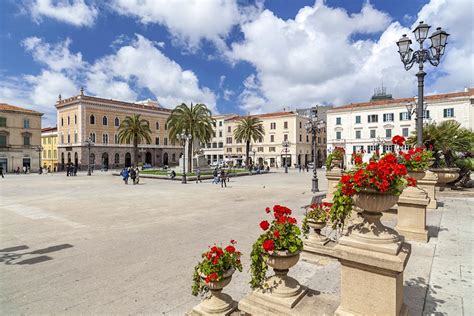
[302,203,332,236]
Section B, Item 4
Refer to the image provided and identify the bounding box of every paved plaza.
[0,170,472,315]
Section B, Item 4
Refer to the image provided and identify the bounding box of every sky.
[0,0,472,126]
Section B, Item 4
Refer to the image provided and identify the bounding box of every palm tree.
[166,103,215,172]
[118,114,152,166]
[407,120,474,167]
[233,116,265,166]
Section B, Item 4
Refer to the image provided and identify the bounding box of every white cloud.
[1,34,216,126]
[86,34,217,112]
[29,0,98,27]
[22,37,84,72]
[228,0,471,113]
[111,0,240,50]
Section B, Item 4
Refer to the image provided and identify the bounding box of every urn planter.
[305,220,328,245]
[430,168,460,186]
[192,268,237,315]
[340,190,402,255]
[265,250,305,301]
[331,159,343,169]
[408,170,426,181]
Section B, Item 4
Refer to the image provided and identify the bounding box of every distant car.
[307,162,314,168]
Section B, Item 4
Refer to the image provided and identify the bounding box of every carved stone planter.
[340,190,402,255]
[305,220,328,246]
[190,268,237,315]
[408,170,426,181]
[331,159,343,169]
[430,168,460,186]
[239,250,308,314]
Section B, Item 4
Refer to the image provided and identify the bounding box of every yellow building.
[56,89,181,170]
[0,103,43,173]
[41,127,58,171]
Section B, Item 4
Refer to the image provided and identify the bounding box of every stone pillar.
[417,171,437,209]
[396,186,430,242]
[322,168,342,203]
[334,192,411,316]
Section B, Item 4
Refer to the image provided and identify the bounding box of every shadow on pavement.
[405,276,445,315]
[0,243,73,265]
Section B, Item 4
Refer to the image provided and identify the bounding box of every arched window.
[114,153,120,164]
[102,116,108,126]
[114,134,119,144]
[90,115,95,125]
[67,133,70,143]
[114,117,120,127]
[74,132,77,143]
[90,132,96,143]
[61,117,64,126]
[60,133,64,144]
[74,115,77,124]
[156,122,160,130]
[102,133,108,144]
[67,116,70,125]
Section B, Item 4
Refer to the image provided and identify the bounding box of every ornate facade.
[56,90,181,170]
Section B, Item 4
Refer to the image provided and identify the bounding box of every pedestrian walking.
[130,167,137,185]
[135,167,140,184]
[196,167,202,183]
[73,165,77,176]
[66,164,70,176]
[220,169,227,188]
[23,166,27,174]
[0,165,4,178]
[306,164,309,172]
[212,168,219,184]
[120,167,129,184]
[298,164,302,172]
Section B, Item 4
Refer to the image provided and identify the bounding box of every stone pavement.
[0,171,472,315]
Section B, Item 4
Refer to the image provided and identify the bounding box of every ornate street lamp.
[281,140,291,173]
[85,137,94,176]
[180,133,191,184]
[305,105,325,193]
[35,145,43,174]
[396,21,449,146]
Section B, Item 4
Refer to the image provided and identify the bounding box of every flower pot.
[196,268,236,314]
[331,159,342,169]
[341,190,402,255]
[264,250,305,300]
[267,250,300,271]
[430,168,460,185]
[306,220,328,245]
[353,190,399,212]
[408,170,426,181]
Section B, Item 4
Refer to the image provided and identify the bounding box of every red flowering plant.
[351,150,364,166]
[250,205,303,289]
[329,152,416,228]
[392,135,433,171]
[302,202,332,237]
[192,240,243,296]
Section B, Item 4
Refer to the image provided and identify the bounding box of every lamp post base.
[311,176,319,193]
[285,166,288,173]
[182,174,187,184]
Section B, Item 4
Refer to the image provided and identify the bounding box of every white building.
[327,88,473,165]
[201,114,236,165]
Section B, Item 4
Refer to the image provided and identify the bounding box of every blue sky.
[0,0,472,126]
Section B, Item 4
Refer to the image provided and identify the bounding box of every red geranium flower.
[273,230,280,238]
[407,177,417,187]
[262,239,275,252]
[259,220,270,231]
[392,135,406,146]
[230,239,236,244]
[225,245,235,254]
[265,207,271,213]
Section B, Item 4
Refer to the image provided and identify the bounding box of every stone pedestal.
[239,252,308,315]
[187,292,237,316]
[396,186,430,242]
[418,171,438,209]
[322,168,342,203]
[335,243,411,316]
[334,191,412,316]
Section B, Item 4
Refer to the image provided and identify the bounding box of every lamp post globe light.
[281,140,291,173]
[35,145,43,174]
[180,133,191,184]
[396,21,449,146]
[85,137,94,176]
[305,105,324,193]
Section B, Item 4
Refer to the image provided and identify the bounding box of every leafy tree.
[118,114,152,166]
[233,116,265,166]
[407,120,474,167]
[166,103,215,172]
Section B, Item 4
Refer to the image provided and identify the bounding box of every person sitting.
[169,170,176,179]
